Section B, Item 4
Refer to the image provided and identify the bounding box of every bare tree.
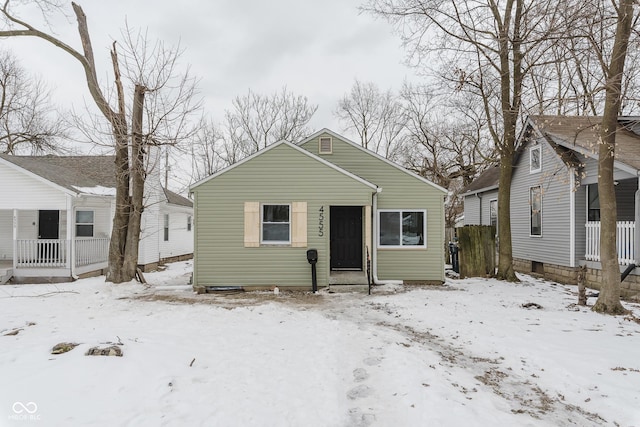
[0,50,66,154]
[335,79,407,159]
[525,2,640,117]
[400,84,495,227]
[225,87,317,158]
[0,1,201,282]
[366,0,580,281]
[590,0,636,314]
[189,117,227,181]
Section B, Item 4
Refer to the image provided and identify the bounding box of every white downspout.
[371,187,402,285]
[12,209,17,271]
[635,174,639,264]
[67,195,77,279]
[569,168,575,268]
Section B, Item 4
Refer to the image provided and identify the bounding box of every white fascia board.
[0,156,78,197]
[189,139,379,193]
[546,133,638,176]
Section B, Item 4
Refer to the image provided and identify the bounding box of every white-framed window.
[261,204,291,244]
[187,215,192,231]
[530,145,541,173]
[164,214,170,241]
[378,209,426,248]
[319,136,332,154]
[530,186,542,236]
[489,199,498,228]
[75,210,94,237]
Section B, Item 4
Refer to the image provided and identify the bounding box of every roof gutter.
[460,185,499,198]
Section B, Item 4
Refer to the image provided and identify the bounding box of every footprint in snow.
[348,407,376,427]
[363,356,382,366]
[353,368,369,382]
[347,384,372,400]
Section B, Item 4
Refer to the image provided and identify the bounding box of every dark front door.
[38,210,59,239]
[38,210,60,261]
[330,206,362,270]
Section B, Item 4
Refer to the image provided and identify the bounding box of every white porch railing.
[15,239,69,268]
[75,238,109,267]
[585,221,635,265]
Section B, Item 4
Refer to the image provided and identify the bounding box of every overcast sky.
[7,0,419,142]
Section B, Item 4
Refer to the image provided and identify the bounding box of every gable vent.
[319,136,332,154]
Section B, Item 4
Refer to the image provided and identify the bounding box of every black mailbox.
[307,249,318,292]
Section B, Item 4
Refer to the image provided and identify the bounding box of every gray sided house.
[189,129,447,290]
[0,154,193,284]
[462,116,640,296]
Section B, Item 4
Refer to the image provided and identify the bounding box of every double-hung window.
[489,199,498,228]
[164,214,170,241]
[378,210,426,248]
[530,186,542,236]
[530,145,541,173]
[262,204,290,244]
[75,210,94,237]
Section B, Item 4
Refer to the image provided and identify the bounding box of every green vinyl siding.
[301,133,445,282]
[192,143,375,288]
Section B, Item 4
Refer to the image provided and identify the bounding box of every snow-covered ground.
[1,261,639,427]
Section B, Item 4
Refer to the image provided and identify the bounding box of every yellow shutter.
[291,201,307,247]
[244,202,260,247]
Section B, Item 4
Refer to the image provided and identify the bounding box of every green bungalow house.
[189,129,447,291]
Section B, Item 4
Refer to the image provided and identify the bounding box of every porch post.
[66,195,74,276]
[635,188,639,264]
[12,209,17,270]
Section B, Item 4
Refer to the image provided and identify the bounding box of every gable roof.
[164,187,193,207]
[0,154,116,195]
[461,165,500,195]
[462,115,640,196]
[298,128,448,194]
[0,154,190,206]
[189,139,379,192]
[527,115,640,173]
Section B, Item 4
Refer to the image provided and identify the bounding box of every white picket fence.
[585,221,635,265]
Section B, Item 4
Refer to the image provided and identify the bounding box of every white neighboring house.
[0,154,193,284]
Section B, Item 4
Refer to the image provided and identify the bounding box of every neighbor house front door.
[38,210,60,262]
[38,210,59,239]
[330,206,362,270]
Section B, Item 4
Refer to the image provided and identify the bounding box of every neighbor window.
[530,186,542,236]
[164,214,169,241]
[187,215,192,231]
[489,199,498,228]
[319,136,332,154]
[75,210,94,237]
[530,145,541,173]
[261,204,290,244]
[587,184,600,221]
[378,210,426,248]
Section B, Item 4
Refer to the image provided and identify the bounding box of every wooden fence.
[457,225,496,278]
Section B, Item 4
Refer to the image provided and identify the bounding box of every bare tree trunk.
[104,43,131,283]
[496,152,517,280]
[592,0,634,315]
[122,85,146,279]
[493,0,521,282]
[578,265,587,305]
